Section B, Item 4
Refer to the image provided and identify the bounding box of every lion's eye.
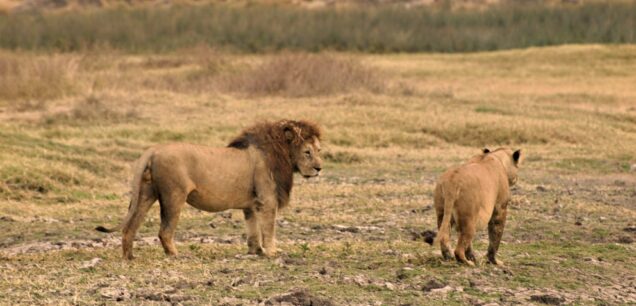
[304,151,311,156]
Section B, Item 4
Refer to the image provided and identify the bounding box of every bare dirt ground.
[1,45,635,305]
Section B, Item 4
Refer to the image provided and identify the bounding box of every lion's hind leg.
[158,190,187,257]
[465,244,477,263]
[436,210,453,260]
[122,181,157,260]
[454,219,476,266]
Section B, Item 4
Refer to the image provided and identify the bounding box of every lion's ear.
[284,127,295,142]
[482,148,491,154]
[513,149,522,165]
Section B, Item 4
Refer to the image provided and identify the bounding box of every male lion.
[96,120,323,260]
[428,147,522,266]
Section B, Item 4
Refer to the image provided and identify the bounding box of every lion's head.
[282,121,323,178]
[228,119,323,208]
[483,147,522,186]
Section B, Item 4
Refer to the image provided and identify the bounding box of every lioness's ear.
[482,148,491,154]
[513,149,522,165]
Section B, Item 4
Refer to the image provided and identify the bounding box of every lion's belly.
[186,189,254,212]
[474,206,495,230]
[173,146,257,212]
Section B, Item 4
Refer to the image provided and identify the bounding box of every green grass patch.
[1,2,636,53]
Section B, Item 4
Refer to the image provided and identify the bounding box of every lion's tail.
[434,184,460,247]
[95,149,154,233]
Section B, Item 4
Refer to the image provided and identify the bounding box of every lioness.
[429,148,522,266]
[96,120,323,260]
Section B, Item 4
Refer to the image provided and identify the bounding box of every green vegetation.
[1,2,636,53]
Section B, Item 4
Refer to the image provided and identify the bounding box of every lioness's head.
[283,121,323,178]
[485,147,522,186]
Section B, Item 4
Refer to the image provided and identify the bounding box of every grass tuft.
[43,95,139,125]
[0,53,78,104]
[227,53,382,97]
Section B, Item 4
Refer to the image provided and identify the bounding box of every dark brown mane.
[227,120,322,208]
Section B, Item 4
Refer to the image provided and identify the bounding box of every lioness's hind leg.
[158,191,186,257]
[466,244,477,263]
[436,210,453,260]
[243,208,263,255]
[122,182,157,260]
[455,221,476,266]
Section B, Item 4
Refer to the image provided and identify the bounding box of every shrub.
[227,53,383,97]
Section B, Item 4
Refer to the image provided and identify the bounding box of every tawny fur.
[433,148,522,266]
[96,120,323,260]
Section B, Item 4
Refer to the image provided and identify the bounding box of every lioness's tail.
[95,149,154,233]
[435,184,460,246]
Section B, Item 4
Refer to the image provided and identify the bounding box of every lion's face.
[292,137,323,178]
[502,148,522,186]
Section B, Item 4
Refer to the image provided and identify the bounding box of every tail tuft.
[423,230,437,245]
[95,226,114,233]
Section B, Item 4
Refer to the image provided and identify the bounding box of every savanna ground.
[1,45,636,305]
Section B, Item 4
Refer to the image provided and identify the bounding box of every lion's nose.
[314,167,322,172]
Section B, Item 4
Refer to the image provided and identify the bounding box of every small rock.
[614,180,627,186]
[99,287,130,300]
[230,277,245,287]
[0,216,15,222]
[618,236,633,244]
[430,285,453,294]
[410,206,432,213]
[264,289,334,306]
[352,275,368,287]
[574,221,583,226]
[536,185,548,192]
[385,282,396,291]
[318,266,331,275]
[623,226,636,233]
[311,224,323,231]
[80,257,101,270]
[283,257,305,265]
[333,225,360,233]
[396,268,411,280]
[422,279,446,292]
[208,222,216,228]
[530,294,565,305]
[630,164,636,172]
[219,297,249,306]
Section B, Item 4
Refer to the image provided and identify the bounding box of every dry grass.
[43,95,139,125]
[226,53,383,97]
[0,45,635,304]
[0,53,78,105]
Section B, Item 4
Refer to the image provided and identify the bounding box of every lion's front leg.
[256,204,278,257]
[487,201,509,265]
[243,208,263,255]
